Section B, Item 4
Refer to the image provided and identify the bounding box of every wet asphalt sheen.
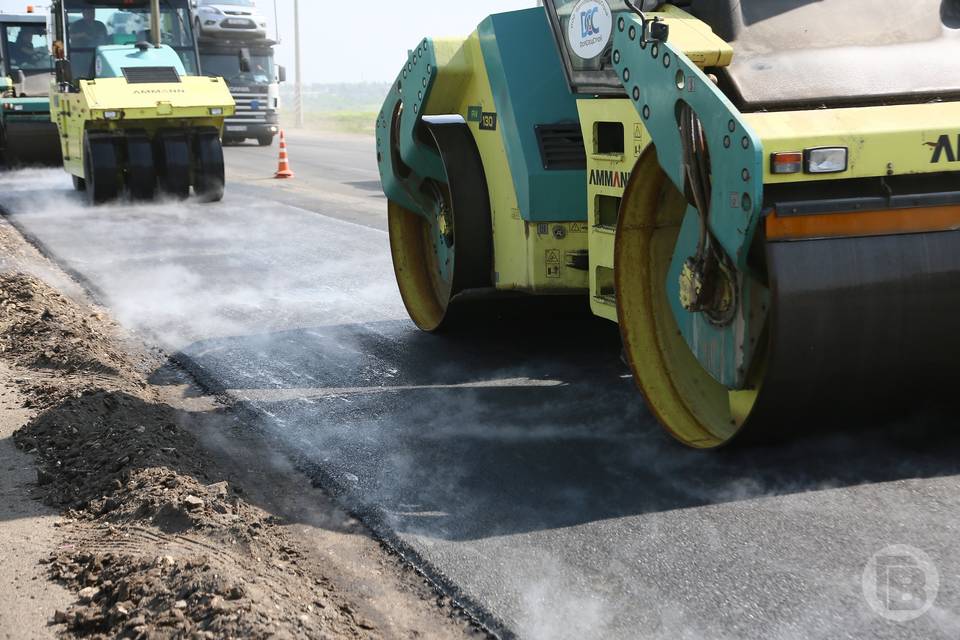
[2,133,959,639]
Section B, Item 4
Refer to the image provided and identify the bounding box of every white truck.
[198,36,284,146]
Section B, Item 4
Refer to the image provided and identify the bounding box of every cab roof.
[0,13,47,25]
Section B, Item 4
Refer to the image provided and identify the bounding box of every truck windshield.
[200,52,273,85]
[64,0,198,79]
[3,23,52,73]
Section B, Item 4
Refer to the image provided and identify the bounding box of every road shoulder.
[0,219,484,639]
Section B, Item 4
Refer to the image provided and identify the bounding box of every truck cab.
[198,36,282,145]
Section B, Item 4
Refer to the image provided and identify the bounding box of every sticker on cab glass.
[566,0,613,60]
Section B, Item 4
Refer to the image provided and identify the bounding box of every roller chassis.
[377,2,960,447]
[49,0,235,204]
[53,76,233,203]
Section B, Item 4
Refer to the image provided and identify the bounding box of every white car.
[192,0,268,39]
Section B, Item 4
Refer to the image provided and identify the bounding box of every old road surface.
[4,130,960,640]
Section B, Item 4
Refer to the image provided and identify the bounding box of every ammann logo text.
[132,88,186,95]
[929,134,960,163]
[589,169,630,189]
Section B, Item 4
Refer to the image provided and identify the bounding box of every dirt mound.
[15,391,206,511]
[14,387,372,639]
[47,551,360,640]
[0,273,126,377]
[14,388,295,547]
[48,553,250,639]
[2,269,378,640]
[0,251,483,640]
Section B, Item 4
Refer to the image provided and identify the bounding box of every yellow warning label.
[634,124,644,139]
[569,223,587,233]
[545,249,561,265]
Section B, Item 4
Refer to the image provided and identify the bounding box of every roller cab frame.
[376,0,960,448]
[50,0,235,203]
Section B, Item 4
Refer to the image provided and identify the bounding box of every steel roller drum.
[616,150,960,447]
[744,228,960,435]
[4,121,62,167]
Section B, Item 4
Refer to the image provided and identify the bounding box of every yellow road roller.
[377,0,960,447]
[49,0,234,203]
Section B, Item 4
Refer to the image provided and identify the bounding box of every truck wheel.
[193,129,225,203]
[257,134,274,147]
[83,131,120,205]
[156,131,191,199]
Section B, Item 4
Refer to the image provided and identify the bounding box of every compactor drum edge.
[377,0,960,447]
[49,0,234,204]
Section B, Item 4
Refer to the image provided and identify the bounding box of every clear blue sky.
[0,0,538,83]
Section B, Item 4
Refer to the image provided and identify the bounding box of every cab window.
[64,2,198,80]
[543,0,631,95]
[4,24,52,72]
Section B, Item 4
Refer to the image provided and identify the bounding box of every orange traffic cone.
[274,130,294,179]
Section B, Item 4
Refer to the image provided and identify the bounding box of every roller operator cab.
[376,0,960,448]
[0,12,61,167]
[50,0,235,204]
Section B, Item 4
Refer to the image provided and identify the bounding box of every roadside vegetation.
[280,82,389,136]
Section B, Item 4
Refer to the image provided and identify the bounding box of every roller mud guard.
[4,120,62,167]
[377,38,493,331]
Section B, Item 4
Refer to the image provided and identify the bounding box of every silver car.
[192,0,268,39]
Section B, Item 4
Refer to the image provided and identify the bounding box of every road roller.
[49,0,234,204]
[376,0,960,448]
[0,11,61,167]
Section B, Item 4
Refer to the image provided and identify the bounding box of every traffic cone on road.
[274,130,294,179]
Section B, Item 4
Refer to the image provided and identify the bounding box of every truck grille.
[227,92,273,124]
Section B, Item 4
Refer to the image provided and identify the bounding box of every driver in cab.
[69,8,107,47]
[10,28,47,67]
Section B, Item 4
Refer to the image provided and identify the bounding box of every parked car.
[191,0,268,39]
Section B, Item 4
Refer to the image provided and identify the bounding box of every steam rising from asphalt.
[3,166,960,639]
[0,167,405,348]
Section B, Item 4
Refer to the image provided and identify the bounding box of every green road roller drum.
[376,0,960,447]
